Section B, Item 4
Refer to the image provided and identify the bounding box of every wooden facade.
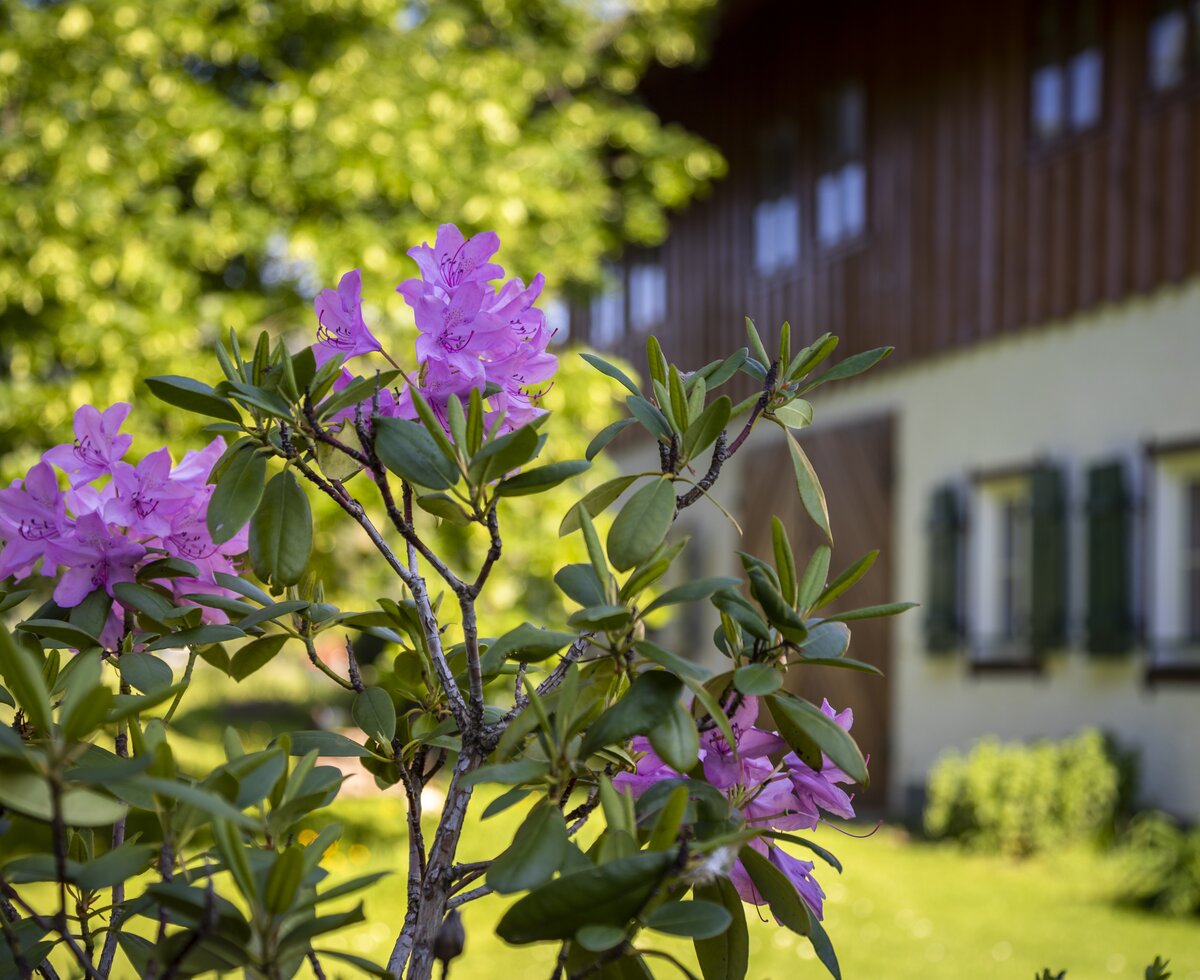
[577,0,1200,370]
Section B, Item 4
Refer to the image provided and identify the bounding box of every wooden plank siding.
[575,0,1200,376]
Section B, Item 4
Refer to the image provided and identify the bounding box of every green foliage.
[924,728,1133,857]
[1121,811,1200,917]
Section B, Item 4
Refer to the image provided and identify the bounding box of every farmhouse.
[576,0,1200,818]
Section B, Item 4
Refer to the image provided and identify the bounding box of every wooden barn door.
[741,416,895,810]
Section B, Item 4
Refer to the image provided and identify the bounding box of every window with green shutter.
[1030,462,1068,654]
[1086,460,1132,655]
[926,484,964,652]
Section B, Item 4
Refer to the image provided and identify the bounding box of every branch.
[470,505,502,595]
[446,884,491,910]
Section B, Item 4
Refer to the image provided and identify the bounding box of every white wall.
[782,281,1200,817]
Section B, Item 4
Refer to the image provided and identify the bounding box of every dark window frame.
[814,81,869,255]
[1026,0,1109,153]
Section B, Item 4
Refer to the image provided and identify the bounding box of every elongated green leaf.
[771,400,813,430]
[145,375,242,423]
[797,545,832,614]
[648,702,700,772]
[461,759,551,788]
[825,602,918,622]
[693,877,749,980]
[766,694,868,785]
[786,333,837,381]
[580,352,640,395]
[117,652,174,694]
[567,604,631,631]
[683,395,732,460]
[18,619,100,650]
[146,624,245,651]
[785,432,831,543]
[762,832,843,873]
[587,418,637,461]
[733,663,782,696]
[646,899,731,939]
[265,845,306,915]
[487,623,577,663]
[113,582,178,624]
[316,370,402,420]
[554,564,608,608]
[286,731,371,758]
[230,634,290,682]
[250,470,313,588]
[374,417,458,490]
[352,687,396,744]
[219,379,294,419]
[633,640,709,681]
[496,850,673,943]
[607,478,676,572]
[771,517,798,606]
[801,347,893,391]
[487,799,569,894]
[738,845,811,936]
[497,460,590,497]
[806,912,843,980]
[207,443,267,544]
[559,475,639,537]
[626,395,673,442]
[0,624,51,731]
[580,670,683,758]
[75,843,157,891]
[799,622,851,660]
[815,551,878,610]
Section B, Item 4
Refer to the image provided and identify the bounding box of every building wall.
[760,280,1200,818]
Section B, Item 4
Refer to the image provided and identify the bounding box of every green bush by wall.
[924,728,1133,857]
[1121,812,1200,917]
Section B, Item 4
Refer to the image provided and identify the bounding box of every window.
[753,123,800,276]
[1148,448,1200,663]
[1030,0,1104,143]
[543,295,570,346]
[816,83,867,249]
[967,464,1067,666]
[970,475,1034,660]
[589,263,625,348]
[629,254,666,333]
[1147,1,1199,91]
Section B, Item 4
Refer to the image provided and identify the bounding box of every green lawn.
[303,792,1199,980]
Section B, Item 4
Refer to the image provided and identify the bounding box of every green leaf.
[771,400,814,430]
[207,442,267,544]
[487,623,578,663]
[815,551,878,610]
[643,573,744,611]
[806,912,843,980]
[825,602,918,622]
[771,517,798,606]
[633,640,709,681]
[626,395,673,442]
[117,652,174,694]
[667,364,689,432]
[746,568,807,643]
[683,395,732,460]
[18,619,100,650]
[744,317,770,367]
[762,832,843,873]
[586,418,637,460]
[554,564,608,608]
[738,845,811,936]
[265,845,306,915]
[146,624,245,651]
[75,843,156,891]
[141,777,258,830]
[234,600,309,632]
[487,799,569,894]
[800,622,851,660]
[497,459,590,497]
[786,333,838,381]
[648,702,700,772]
[693,877,749,980]
[785,432,832,544]
[577,509,613,593]
[796,545,832,614]
[352,687,396,744]
[646,900,732,939]
[0,624,52,731]
[607,478,676,572]
[496,850,673,943]
[580,352,640,396]
[461,759,551,788]
[733,663,782,696]
[250,470,313,588]
[112,582,178,624]
[0,774,127,827]
[801,347,893,391]
[230,634,290,682]
[374,417,459,490]
[575,924,627,952]
[219,379,294,419]
[468,424,539,485]
[415,492,471,525]
[559,475,639,537]
[581,671,683,758]
[766,694,868,785]
[145,375,241,423]
[567,604,631,631]
[316,370,402,420]
[286,731,371,758]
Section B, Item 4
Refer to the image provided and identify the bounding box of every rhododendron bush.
[0,226,908,979]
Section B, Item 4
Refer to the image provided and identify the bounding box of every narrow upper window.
[629,251,667,333]
[752,123,800,276]
[1148,447,1200,664]
[816,83,867,250]
[1031,0,1104,143]
[970,475,1034,659]
[589,263,625,349]
[1147,0,1199,91]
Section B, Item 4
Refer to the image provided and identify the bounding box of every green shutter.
[1030,463,1067,654]
[1085,460,1132,655]
[926,484,963,652]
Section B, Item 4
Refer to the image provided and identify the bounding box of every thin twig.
[446,884,491,910]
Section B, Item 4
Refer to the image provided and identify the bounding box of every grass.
[301,791,1200,980]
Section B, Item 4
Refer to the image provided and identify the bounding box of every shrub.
[1121,812,1200,917]
[924,728,1131,856]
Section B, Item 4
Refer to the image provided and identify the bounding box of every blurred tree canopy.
[0,0,724,466]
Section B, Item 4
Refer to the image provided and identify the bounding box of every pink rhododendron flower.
[50,511,146,607]
[314,269,382,364]
[405,223,504,294]
[0,462,69,579]
[42,403,134,486]
[614,694,860,920]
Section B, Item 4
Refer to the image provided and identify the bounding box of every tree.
[0,0,724,464]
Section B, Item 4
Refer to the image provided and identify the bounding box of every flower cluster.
[0,403,245,644]
[313,223,557,434]
[615,696,858,920]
